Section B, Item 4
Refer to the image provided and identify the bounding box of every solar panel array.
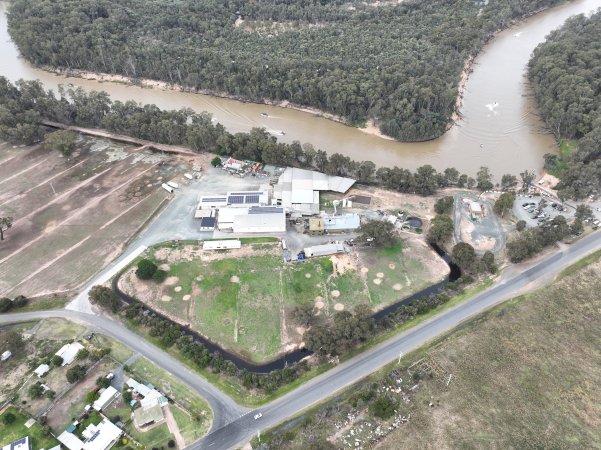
[249,206,284,214]
[229,192,263,196]
[201,197,227,202]
[227,194,261,204]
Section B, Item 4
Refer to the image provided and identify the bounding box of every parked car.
[254,412,263,420]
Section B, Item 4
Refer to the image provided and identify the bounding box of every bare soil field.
[0,138,189,296]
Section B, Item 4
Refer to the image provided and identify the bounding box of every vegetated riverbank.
[7,0,565,142]
[253,250,601,450]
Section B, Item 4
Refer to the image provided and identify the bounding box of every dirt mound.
[334,303,344,311]
[182,295,191,301]
[331,290,340,298]
[373,278,382,285]
[361,267,369,273]
[388,263,396,270]
[161,295,172,302]
[174,286,182,292]
[392,283,402,291]
[305,273,312,278]
[230,275,240,283]
[376,272,385,278]
[164,276,179,286]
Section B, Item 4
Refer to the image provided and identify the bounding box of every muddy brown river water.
[1,0,600,176]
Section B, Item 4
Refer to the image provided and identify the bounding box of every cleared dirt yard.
[120,238,448,363]
[0,137,185,297]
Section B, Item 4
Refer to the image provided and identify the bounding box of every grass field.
[121,238,446,362]
[0,407,59,450]
[258,253,601,449]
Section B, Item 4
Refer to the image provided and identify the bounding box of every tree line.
[7,0,562,141]
[528,11,601,199]
[1,77,512,196]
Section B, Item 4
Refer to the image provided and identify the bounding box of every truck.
[161,183,174,193]
[166,181,179,189]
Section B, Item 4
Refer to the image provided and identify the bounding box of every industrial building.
[273,167,356,215]
[308,213,361,234]
[217,206,286,233]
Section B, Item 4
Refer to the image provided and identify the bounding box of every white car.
[254,413,263,420]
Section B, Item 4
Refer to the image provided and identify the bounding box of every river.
[1,0,600,176]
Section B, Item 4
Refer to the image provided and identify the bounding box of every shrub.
[152,269,168,284]
[96,377,111,389]
[50,355,63,367]
[369,396,397,419]
[76,348,90,360]
[66,364,87,383]
[2,412,16,425]
[516,220,526,231]
[434,196,454,215]
[136,259,157,280]
[85,391,100,403]
[89,285,121,313]
[210,156,222,167]
[168,440,176,448]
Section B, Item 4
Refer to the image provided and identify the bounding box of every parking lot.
[513,194,575,228]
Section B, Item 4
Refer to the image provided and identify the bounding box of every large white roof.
[56,342,84,366]
[93,386,118,411]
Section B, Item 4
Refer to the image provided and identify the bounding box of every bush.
[66,364,87,383]
[0,297,12,312]
[516,220,526,231]
[136,259,157,280]
[434,196,454,215]
[168,440,176,448]
[152,269,168,284]
[50,355,63,367]
[28,383,45,399]
[210,156,222,167]
[85,391,100,403]
[369,396,397,419]
[77,348,90,360]
[2,412,16,425]
[96,377,111,389]
[89,285,121,313]
[122,390,132,403]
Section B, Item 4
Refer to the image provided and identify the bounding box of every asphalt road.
[195,227,601,450]
[0,310,248,429]
[3,228,601,448]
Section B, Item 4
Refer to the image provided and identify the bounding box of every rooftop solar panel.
[245,195,260,203]
[228,195,244,204]
[202,197,227,202]
[229,192,263,196]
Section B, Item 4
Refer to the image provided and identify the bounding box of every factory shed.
[323,214,360,232]
[232,207,286,233]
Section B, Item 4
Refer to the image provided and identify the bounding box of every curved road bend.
[196,229,601,450]
[0,310,248,429]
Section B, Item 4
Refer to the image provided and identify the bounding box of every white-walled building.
[55,342,84,366]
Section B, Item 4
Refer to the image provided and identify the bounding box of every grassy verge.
[0,295,69,314]
[557,247,601,279]
[0,407,59,449]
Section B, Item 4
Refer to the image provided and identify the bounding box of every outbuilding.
[34,364,50,378]
[93,386,119,411]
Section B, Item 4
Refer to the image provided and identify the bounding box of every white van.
[167,181,179,189]
[161,183,174,193]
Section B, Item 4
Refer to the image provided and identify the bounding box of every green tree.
[85,390,100,403]
[452,242,476,271]
[136,259,157,280]
[76,348,90,360]
[0,217,13,241]
[122,390,132,404]
[500,174,518,191]
[50,355,63,367]
[96,377,111,389]
[575,204,593,221]
[369,396,397,419]
[476,166,494,191]
[481,251,497,273]
[516,220,527,231]
[519,170,535,191]
[44,130,77,157]
[493,192,516,217]
[359,220,397,248]
[210,156,222,167]
[66,364,87,383]
[434,196,454,215]
[427,214,454,244]
[2,412,16,425]
[89,286,121,312]
[28,383,45,399]
[0,297,12,313]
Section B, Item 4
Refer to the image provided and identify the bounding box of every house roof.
[126,378,152,397]
[469,202,483,212]
[81,419,122,450]
[322,214,360,231]
[133,404,164,427]
[34,364,50,377]
[93,386,118,411]
[55,342,84,366]
[1,437,30,450]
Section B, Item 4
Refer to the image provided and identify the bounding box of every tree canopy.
[8,0,562,142]
[528,11,601,198]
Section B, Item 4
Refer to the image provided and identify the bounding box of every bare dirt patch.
[392,283,402,291]
[182,294,191,301]
[164,276,179,286]
[373,278,382,285]
[305,273,312,278]
[331,290,340,298]
[174,286,182,292]
[388,263,396,270]
[159,263,170,271]
[334,303,344,311]
[376,272,385,278]
[230,276,240,283]
[161,295,172,302]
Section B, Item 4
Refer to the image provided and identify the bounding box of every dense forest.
[528,11,601,198]
[1,76,501,196]
[7,0,561,141]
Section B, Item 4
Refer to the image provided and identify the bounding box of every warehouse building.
[217,206,286,233]
[273,167,355,215]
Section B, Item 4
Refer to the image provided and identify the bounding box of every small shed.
[1,350,12,361]
[93,386,119,411]
[34,364,50,377]
[469,201,483,216]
